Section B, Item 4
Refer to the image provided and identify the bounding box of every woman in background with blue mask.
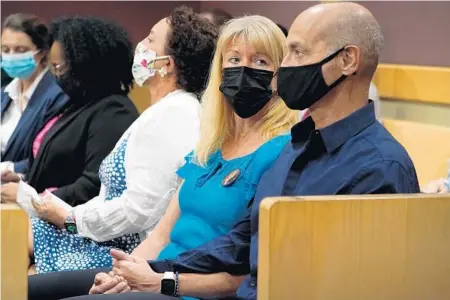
[1,13,68,181]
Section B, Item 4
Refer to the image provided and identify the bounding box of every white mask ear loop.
[33,50,45,65]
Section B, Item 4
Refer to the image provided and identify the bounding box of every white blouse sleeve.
[73,101,200,242]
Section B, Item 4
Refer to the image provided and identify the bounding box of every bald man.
[28,3,420,300]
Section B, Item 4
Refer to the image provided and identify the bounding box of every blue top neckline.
[217,133,290,163]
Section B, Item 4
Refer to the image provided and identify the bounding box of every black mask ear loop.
[319,46,350,89]
[272,70,279,98]
[324,46,358,76]
[319,46,346,65]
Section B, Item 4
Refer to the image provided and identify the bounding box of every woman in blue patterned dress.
[27,11,218,274]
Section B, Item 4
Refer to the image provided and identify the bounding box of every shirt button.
[250,281,256,287]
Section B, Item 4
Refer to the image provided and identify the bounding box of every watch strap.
[64,211,77,234]
[66,211,76,223]
[174,272,179,297]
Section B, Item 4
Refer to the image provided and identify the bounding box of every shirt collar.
[4,78,21,102]
[152,89,197,107]
[291,100,377,153]
[4,67,49,104]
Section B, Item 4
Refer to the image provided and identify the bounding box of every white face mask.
[131,42,169,87]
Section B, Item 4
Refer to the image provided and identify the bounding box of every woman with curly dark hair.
[132,5,217,99]
[26,6,218,289]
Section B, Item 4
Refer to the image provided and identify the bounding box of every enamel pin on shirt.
[222,169,241,187]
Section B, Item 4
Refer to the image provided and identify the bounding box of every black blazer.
[26,94,139,206]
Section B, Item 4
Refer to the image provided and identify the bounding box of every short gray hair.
[322,8,384,79]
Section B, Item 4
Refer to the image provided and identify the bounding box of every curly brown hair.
[166,6,218,97]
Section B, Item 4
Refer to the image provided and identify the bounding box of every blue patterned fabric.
[32,137,141,274]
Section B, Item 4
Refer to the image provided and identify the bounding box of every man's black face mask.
[277,47,348,110]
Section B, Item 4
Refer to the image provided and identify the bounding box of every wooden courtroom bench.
[383,118,450,187]
[1,204,28,300]
[258,194,450,300]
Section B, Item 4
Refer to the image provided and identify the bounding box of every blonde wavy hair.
[195,15,298,166]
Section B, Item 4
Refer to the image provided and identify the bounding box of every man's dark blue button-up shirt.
[150,102,420,300]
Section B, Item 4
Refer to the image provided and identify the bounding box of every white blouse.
[73,89,200,242]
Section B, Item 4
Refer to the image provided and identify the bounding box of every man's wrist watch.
[64,212,77,234]
[161,271,179,297]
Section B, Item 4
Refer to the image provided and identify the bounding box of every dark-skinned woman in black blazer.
[1,17,138,209]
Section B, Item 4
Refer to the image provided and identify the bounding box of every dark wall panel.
[1,1,201,44]
[3,1,449,66]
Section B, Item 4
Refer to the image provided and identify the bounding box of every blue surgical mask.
[1,51,39,79]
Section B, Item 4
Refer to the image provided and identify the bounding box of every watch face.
[161,278,175,296]
[65,222,77,234]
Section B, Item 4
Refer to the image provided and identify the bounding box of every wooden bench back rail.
[383,118,450,187]
[258,194,450,300]
[1,204,29,300]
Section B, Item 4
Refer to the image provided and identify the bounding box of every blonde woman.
[28,15,297,300]
[132,14,297,263]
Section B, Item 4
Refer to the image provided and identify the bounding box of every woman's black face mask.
[219,66,274,119]
[56,73,84,100]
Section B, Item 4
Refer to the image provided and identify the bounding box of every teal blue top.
[157,134,291,261]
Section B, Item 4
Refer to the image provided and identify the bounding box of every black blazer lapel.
[27,103,88,180]
[38,104,87,155]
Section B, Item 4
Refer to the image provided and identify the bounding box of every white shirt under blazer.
[73,89,201,242]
